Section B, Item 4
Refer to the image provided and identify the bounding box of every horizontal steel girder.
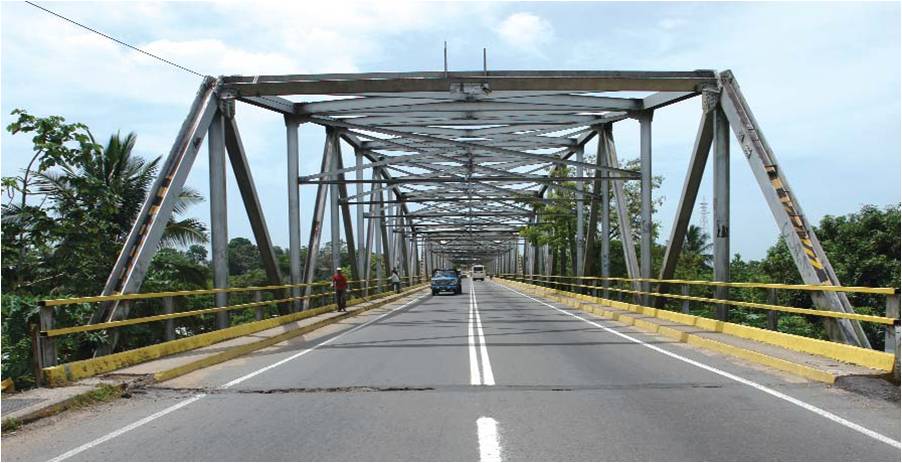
[222,70,717,95]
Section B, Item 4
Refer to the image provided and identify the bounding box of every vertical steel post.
[713,105,731,321]
[163,296,175,341]
[285,117,302,311]
[328,131,341,273]
[575,144,585,277]
[364,183,376,295]
[639,111,654,306]
[374,171,385,292]
[355,149,365,290]
[209,112,229,329]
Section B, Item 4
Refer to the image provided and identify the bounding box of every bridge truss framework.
[92,69,871,348]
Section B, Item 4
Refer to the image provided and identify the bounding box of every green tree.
[2,109,100,291]
[3,126,209,296]
[520,158,663,277]
[228,237,260,276]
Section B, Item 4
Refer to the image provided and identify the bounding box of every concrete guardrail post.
[163,296,176,341]
[254,290,264,321]
[681,285,690,314]
[767,288,778,331]
[885,293,900,381]
[39,305,57,367]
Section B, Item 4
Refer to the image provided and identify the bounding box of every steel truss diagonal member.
[655,109,715,307]
[603,126,641,294]
[93,77,219,351]
[301,128,338,308]
[718,70,869,347]
[224,112,288,314]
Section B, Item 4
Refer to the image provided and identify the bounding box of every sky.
[1,1,899,261]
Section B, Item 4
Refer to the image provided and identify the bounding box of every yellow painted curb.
[153,288,421,382]
[498,279,886,383]
[43,285,427,387]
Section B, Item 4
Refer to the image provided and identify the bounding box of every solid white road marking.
[497,282,902,450]
[50,293,427,461]
[50,394,207,462]
[477,416,503,462]
[472,284,495,385]
[468,284,482,385]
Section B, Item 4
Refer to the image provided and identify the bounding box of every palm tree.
[37,132,208,248]
[683,225,713,268]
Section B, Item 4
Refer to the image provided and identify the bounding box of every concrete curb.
[152,286,428,383]
[498,279,888,384]
[2,383,123,433]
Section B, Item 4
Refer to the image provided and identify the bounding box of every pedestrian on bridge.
[390,268,401,293]
[332,268,348,312]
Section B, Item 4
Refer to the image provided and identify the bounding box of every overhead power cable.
[25,1,207,78]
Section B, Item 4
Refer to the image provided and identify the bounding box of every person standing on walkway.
[390,268,401,293]
[332,267,348,312]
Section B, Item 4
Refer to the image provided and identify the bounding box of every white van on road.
[471,265,486,281]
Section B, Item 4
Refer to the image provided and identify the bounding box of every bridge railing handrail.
[515,274,899,296]
[502,275,897,325]
[40,275,423,307]
[41,276,425,333]
[33,274,427,374]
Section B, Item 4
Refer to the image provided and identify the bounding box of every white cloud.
[494,12,554,52]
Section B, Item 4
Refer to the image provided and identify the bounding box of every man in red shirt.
[332,267,348,312]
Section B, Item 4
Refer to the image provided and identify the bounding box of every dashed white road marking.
[497,282,902,450]
[477,416,503,462]
[50,293,427,461]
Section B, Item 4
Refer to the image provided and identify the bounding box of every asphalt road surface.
[3,280,900,461]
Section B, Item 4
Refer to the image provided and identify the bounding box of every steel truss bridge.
[90,69,872,349]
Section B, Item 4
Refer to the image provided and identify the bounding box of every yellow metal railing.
[498,273,900,370]
[35,274,426,371]
[502,274,897,325]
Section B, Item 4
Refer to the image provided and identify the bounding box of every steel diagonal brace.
[718,70,869,347]
[94,77,219,333]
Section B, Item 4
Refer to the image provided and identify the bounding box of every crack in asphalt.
[146,382,734,396]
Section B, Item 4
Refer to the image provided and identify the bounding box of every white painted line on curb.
[50,293,427,462]
[472,283,495,385]
[468,284,482,385]
[477,416,503,462]
[498,282,902,450]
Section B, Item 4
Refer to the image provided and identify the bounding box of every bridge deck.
[3,280,899,461]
